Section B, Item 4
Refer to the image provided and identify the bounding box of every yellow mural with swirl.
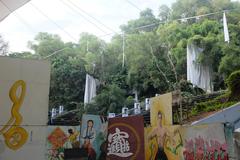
[0,80,28,150]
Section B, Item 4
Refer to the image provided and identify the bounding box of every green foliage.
[85,84,126,115]
[0,35,8,55]
[226,70,240,100]
[120,8,159,34]
[191,92,237,116]
[8,0,240,116]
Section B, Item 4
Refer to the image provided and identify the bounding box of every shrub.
[226,70,240,100]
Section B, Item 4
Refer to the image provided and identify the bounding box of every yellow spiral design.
[0,80,28,150]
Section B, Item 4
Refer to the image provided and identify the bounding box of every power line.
[43,47,68,59]
[98,8,239,38]
[0,0,36,34]
[59,0,109,34]
[29,2,78,42]
[125,0,141,11]
[66,0,117,34]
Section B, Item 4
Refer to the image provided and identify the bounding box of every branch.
[149,45,170,86]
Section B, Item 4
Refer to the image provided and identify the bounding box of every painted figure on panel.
[82,120,97,160]
[148,111,182,160]
[148,111,169,160]
[67,128,80,148]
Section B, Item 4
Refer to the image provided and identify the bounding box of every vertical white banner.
[223,12,230,43]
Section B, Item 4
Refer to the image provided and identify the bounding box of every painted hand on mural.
[165,129,183,155]
[0,80,28,150]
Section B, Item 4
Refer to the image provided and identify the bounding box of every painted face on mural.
[87,120,94,128]
[157,111,163,126]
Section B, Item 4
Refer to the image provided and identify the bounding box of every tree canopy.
[7,0,240,115]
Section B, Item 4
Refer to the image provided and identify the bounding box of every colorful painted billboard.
[46,126,81,160]
[0,57,50,160]
[150,93,173,126]
[107,115,145,160]
[145,123,229,160]
[80,114,108,160]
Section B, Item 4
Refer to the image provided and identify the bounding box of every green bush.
[226,70,240,100]
[190,92,236,116]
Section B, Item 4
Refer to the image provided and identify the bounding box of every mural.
[46,126,80,160]
[150,93,173,126]
[107,115,145,160]
[0,80,28,150]
[145,124,183,159]
[146,92,229,160]
[80,114,108,160]
[145,123,229,160]
[0,57,50,160]
[181,124,228,160]
[145,126,158,160]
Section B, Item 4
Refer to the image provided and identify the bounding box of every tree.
[120,8,160,34]
[0,35,8,55]
[28,32,65,58]
[158,5,171,22]
[85,84,126,115]
[28,32,87,110]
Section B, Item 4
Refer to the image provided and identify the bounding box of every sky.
[0,0,176,53]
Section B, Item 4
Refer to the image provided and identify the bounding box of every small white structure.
[145,98,150,111]
[108,113,116,118]
[122,107,129,117]
[59,105,64,114]
[134,103,141,114]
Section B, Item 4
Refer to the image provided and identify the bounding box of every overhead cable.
[98,8,239,38]
[0,0,36,34]
[59,0,109,34]
[66,0,117,33]
[125,0,141,11]
[30,2,78,42]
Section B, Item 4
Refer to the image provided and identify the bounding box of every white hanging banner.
[223,12,230,43]
[84,74,98,105]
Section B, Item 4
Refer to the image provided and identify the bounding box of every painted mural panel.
[145,124,183,160]
[150,93,173,126]
[0,126,47,160]
[0,57,50,159]
[181,123,228,160]
[80,114,108,160]
[107,115,145,160]
[145,126,158,160]
[145,123,228,160]
[46,126,81,160]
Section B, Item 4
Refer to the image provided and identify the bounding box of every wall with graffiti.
[0,57,50,160]
[80,114,108,160]
[46,126,80,160]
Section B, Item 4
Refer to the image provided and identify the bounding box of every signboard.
[107,115,145,160]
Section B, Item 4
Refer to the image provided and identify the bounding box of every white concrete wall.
[0,57,50,160]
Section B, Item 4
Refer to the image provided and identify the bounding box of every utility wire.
[43,47,68,59]
[59,0,108,34]
[98,8,239,38]
[0,0,36,34]
[65,0,117,34]
[125,0,141,11]
[29,2,78,42]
